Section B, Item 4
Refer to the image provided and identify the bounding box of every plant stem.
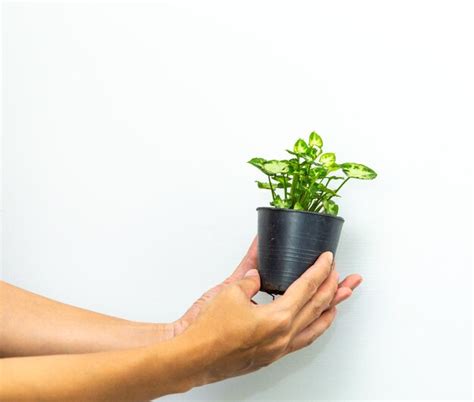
[289,157,300,207]
[308,198,318,211]
[290,174,298,207]
[315,201,325,212]
[309,178,329,211]
[299,167,322,207]
[315,177,350,213]
[333,177,350,194]
[268,176,276,201]
[298,185,309,205]
[283,175,288,200]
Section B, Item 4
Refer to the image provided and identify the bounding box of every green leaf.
[271,195,291,209]
[325,163,341,173]
[320,152,336,166]
[309,131,323,148]
[255,181,272,189]
[262,160,289,175]
[248,157,271,175]
[293,138,308,154]
[310,166,328,179]
[288,158,300,173]
[302,147,317,162]
[310,183,339,197]
[323,199,339,215]
[293,202,304,210]
[340,162,377,179]
[247,157,266,168]
[273,176,291,188]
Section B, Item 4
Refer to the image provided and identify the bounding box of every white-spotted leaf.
[293,139,308,154]
[294,202,304,210]
[256,181,272,189]
[320,152,336,166]
[248,157,266,168]
[341,162,377,179]
[323,199,339,215]
[263,160,289,175]
[309,131,323,148]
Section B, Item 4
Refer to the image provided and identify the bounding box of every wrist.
[168,324,221,390]
[152,327,216,393]
[129,321,175,346]
[133,327,211,398]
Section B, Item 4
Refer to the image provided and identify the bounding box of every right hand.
[183,250,353,387]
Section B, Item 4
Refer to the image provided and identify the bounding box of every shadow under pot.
[256,207,344,295]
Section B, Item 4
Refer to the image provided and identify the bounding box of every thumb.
[237,269,261,299]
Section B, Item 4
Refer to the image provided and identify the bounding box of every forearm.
[0,332,209,401]
[0,281,174,357]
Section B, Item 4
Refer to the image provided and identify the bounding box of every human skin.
[0,237,362,400]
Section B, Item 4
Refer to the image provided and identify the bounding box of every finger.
[187,236,259,313]
[287,307,337,353]
[291,269,339,333]
[329,287,352,307]
[227,235,258,282]
[274,251,333,315]
[338,274,363,290]
[236,269,261,299]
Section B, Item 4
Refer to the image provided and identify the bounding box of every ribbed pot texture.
[257,207,344,295]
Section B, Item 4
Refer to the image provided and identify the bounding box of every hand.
[180,246,363,386]
[171,236,362,338]
[171,236,259,336]
[0,240,362,402]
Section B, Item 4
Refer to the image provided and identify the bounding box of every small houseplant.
[249,131,377,295]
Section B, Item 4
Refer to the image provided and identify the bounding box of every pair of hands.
[0,236,362,401]
[168,236,362,385]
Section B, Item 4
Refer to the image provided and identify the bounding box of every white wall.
[2,1,472,400]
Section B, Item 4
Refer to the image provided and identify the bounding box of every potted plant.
[248,131,377,295]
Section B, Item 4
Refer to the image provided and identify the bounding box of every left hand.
[170,236,362,337]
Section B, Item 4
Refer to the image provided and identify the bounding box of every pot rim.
[256,206,345,222]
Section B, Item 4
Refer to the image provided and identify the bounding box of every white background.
[2,1,473,400]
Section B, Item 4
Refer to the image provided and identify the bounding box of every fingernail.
[326,251,334,266]
[244,269,259,277]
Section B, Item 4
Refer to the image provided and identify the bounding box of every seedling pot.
[257,207,344,295]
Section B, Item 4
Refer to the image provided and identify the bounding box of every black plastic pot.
[257,207,344,295]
